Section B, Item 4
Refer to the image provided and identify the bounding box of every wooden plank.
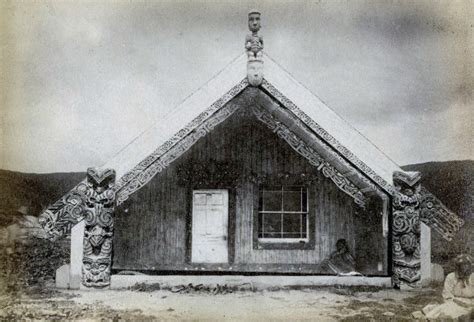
[112,262,388,276]
[112,110,386,274]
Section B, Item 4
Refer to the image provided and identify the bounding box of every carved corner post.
[245,10,264,86]
[81,168,116,288]
[391,171,422,288]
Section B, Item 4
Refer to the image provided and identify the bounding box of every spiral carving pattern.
[81,168,116,288]
[391,172,422,286]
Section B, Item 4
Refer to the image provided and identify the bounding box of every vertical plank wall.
[113,107,385,273]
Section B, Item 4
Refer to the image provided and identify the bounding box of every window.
[258,186,308,241]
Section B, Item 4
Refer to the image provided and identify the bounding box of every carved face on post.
[82,167,116,288]
[87,168,116,194]
[391,170,422,286]
[395,182,417,197]
[393,171,421,197]
[82,255,111,287]
[85,225,109,250]
[248,11,261,33]
[247,60,264,86]
[399,233,418,256]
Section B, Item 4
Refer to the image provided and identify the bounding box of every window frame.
[253,183,315,250]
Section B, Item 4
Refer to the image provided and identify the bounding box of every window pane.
[261,213,281,237]
[283,213,302,234]
[262,190,282,211]
[283,190,301,212]
[258,186,308,240]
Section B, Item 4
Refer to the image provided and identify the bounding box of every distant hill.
[402,160,473,262]
[0,170,84,224]
[402,160,473,222]
[0,160,472,261]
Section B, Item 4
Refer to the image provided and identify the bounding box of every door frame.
[187,188,235,265]
[185,186,235,266]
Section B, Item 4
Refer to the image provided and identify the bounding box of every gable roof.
[262,56,400,192]
[104,54,248,180]
[104,54,399,190]
[39,53,463,241]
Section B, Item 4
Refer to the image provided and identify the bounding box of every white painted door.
[191,190,229,263]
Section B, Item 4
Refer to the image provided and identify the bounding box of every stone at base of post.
[420,223,432,286]
[69,219,85,289]
[55,264,70,289]
[54,219,85,289]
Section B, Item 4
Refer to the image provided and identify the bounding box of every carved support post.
[81,168,116,288]
[391,171,422,287]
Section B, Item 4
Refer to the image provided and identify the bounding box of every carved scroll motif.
[38,181,89,240]
[252,105,367,207]
[261,80,395,195]
[391,171,422,286]
[115,78,247,194]
[261,79,463,241]
[115,98,246,204]
[38,79,248,229]
[419,187,464,241]
[256,92,382,197]
[82,168,116,288]
[40,77,463,249]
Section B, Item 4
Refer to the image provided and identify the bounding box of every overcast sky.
[1,0,472,173]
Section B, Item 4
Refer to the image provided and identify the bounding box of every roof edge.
[37,52,463,242]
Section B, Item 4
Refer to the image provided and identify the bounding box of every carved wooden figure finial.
[246,10,263,60]
[246,10,264,86]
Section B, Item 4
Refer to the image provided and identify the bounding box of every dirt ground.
[0,237,444,320]
[0,283,445,321]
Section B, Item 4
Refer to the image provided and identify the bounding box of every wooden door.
[191,190,229,263]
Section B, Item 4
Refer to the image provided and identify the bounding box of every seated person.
[421,254,473,320]
[442,254,474,302]
[320,239,357,275]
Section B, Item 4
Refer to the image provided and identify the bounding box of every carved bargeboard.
[38,180,89,241]
[115,100,244,204]
[261,80,394,195]
[392,171,422,286]
[40,78,463,245]
[419,186,464,241]
[252,105,368,207]
[114,79,249,204]
[81,168,116,288]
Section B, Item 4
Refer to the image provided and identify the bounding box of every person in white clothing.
[421,254,473,320]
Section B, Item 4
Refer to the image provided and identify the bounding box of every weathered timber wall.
[234,182,356,264]
[113,106,386,274]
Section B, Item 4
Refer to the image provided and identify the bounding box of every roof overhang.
[38,53,463,241]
